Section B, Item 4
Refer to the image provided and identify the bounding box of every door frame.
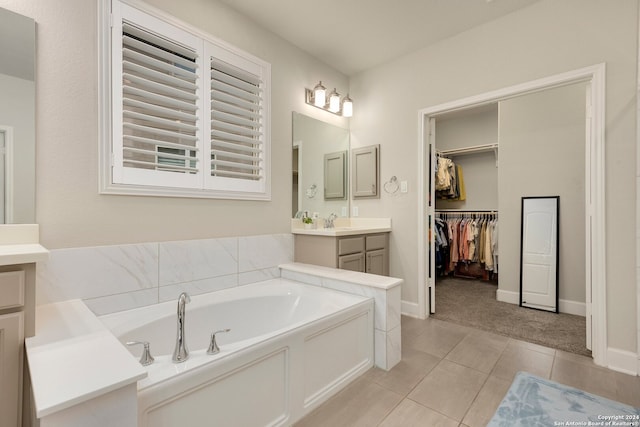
[417,63,606,366]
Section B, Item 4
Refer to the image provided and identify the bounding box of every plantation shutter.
[108,1,270,199]
[112,3,204,188]
[208,46,268,194]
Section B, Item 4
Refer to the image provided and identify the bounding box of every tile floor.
[295,316,640,427]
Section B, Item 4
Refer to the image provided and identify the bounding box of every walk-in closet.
[427,82,590,355]
[434,104,499,286]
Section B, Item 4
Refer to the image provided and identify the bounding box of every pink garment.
[461,220,470,261]
[448,219,459,271]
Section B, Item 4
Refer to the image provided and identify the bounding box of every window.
[102,0,271,200]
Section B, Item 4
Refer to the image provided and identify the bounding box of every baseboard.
[558,299,586,317]
[606,347,638,375]
[401,300,421,318]
[496,289,519,304]
[496,289,585,316]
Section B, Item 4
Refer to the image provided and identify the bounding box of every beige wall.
[0,0,348,249]
[349,0,638,352]
[498,82,586,305]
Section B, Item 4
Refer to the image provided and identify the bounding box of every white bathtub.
[99,278,374,427]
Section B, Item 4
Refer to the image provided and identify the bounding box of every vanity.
[0,225,48,427]
[292,218,391,276]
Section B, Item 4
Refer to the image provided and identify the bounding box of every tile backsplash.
[37,234,293,316]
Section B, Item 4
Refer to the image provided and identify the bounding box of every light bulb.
[328,88,340,113]
[342,95,353,117]
[313,81,326,108]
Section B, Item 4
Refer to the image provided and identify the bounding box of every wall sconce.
[305,81,354,117]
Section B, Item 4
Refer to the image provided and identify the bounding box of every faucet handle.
[126,341,155,366]
[207,329,231,355]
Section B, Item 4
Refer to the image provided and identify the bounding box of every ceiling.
[217,0,540,76]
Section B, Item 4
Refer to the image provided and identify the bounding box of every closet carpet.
[431,278,590,357]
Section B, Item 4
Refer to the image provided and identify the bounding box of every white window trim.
[98,0,271,200]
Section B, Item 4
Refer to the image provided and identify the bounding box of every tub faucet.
[172,292,191,363]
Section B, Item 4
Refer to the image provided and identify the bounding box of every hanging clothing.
[456,165,466,201]
[435,157,454,191]
[435,212,498,279]
[435,156,466,201]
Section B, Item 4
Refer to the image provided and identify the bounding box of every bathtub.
[99,278,374,426]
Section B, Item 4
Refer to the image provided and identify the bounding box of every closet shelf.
[438,143,499,167]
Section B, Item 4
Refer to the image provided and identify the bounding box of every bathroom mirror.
[0,7,36,224]
[292,112,349,218]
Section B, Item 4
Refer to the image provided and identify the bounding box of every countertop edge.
[291,227,392,236]
[279,262,403,290]
[0,243,49,265]
[26,300,147,418]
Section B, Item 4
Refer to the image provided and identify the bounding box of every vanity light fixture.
[305,81,354,117]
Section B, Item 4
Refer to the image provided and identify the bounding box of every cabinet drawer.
[0,271,24,310]
[338,236,364,255]
[366,234,387,251]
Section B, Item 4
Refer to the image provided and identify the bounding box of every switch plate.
[341,206,347,217]
[401,181,408,193]
[353,206,359,217]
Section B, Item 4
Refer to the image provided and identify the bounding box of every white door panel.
[521,197,558,312]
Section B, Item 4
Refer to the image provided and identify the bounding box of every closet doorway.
[417,64,606,366]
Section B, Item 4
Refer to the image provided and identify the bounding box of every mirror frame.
[519,195,560,313]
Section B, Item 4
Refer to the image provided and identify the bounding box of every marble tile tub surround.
[280,262,403,371]
[36,234,293,315]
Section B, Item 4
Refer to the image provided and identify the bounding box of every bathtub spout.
[172,292,191,363]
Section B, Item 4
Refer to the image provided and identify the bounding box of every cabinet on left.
[0,225,48,427]
[0,266,34,427]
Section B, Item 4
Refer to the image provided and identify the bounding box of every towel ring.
[384,176,399,194]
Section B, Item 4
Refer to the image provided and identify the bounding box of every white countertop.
[279,262,403,290]
[291,217,391,236]
[26,300,146,418]
[0,243,48,265]
[0,224,48,265]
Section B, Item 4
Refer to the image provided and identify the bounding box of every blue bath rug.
[487,372,640,427]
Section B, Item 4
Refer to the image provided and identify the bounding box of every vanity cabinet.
[0,266,35,427]
[294,232,389,276]
[0,310,23,427]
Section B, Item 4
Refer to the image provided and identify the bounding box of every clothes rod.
[436,209,497,212]
[435,210,498,215]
